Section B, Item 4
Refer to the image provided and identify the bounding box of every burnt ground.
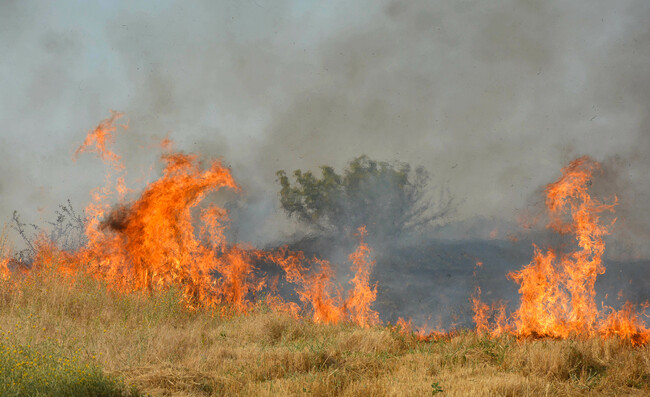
[254,235,650,331]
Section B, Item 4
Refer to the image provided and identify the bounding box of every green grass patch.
[0,337,140,397]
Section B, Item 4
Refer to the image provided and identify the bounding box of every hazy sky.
[1,0,648,248]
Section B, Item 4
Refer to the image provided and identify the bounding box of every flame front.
[5,114,379,326]
[474,156,650,344]
[346,226,379,328]
[2,114,647,342]
[264,225,378,327]
[69,114,253,309]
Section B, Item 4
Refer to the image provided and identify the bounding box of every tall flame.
[346,226,380,328]
[264,225,378,327]
[3,113,379,326]
[69,114,260,310]
[473,156,649,344]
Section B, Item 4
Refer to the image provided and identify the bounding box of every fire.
[472,286,490,334]
[0,258,9,281]
[346,226,379,327]
[2,114,647,342]
[73,110,125,168]
[264,225,379,327]
[265,248,345,323]
[72,118,249,309]
[0,224,9,280]
[474,156,650,344]
[3,113,379,326]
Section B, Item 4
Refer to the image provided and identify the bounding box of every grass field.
[0,264,648,396]
[2,116,645,395]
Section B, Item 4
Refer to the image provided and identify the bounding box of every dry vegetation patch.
[0,268,649,396]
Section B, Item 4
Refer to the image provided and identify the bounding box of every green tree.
[276,156,455,239]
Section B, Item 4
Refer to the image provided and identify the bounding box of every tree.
[276,155,455,239]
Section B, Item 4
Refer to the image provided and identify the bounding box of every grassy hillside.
[1,265,649,396]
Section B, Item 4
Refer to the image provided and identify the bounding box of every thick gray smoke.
[1,0,649,257]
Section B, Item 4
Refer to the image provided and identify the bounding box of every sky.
[1,0,649,253]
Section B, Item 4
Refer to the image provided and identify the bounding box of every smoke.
[1,0,649,255]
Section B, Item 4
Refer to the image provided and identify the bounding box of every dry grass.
[0,267,648,396]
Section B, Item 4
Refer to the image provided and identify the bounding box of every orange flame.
[73,110,125,169]
[474,156,649,344]
[262,248,344,323]
[264,226,378,327]
[0,258,10,281]
[2,114,379,326]
[472,286,490,334]
[345,226,379,327]
[75,148,251,308]
[3,114,646,343]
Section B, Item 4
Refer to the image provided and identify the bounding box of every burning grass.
[472,156,650,344]
[21,112,380,327]
[4,112,644,342]
[0,267,648,396]
[1,113,650,394]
